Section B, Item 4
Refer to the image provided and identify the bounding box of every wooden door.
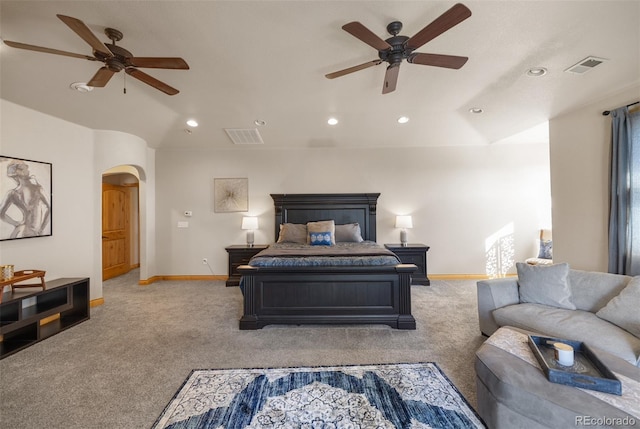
[102,184,131,280]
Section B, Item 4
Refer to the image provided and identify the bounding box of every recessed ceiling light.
[254,119,266,126]
[526,67,547,77]
[327,117,338,126]
[186,119,198,127]
[397,116,410,124]
[469,107,483,114]
[69,82,93,93]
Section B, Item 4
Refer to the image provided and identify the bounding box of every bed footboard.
[237,264,417,330]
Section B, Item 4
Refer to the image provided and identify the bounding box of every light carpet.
[153,362,485,429]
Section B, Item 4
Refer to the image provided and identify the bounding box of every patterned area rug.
[153,362,485,429]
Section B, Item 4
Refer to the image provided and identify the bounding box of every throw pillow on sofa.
[596,276,640,337]
[538,239,553,259]
[516,262,576,310]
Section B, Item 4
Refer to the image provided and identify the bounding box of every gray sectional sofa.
[477,263,640,367]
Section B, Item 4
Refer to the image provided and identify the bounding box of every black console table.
[0,277,90,359]
[385,244,430,285]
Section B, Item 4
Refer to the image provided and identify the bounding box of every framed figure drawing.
[0,156,52,240]
[214,178,248,213]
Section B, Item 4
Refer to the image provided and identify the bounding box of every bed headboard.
[271,193,380,242]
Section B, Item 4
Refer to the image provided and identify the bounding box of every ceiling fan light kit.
[3,14,189,95]
[325,3,472,94]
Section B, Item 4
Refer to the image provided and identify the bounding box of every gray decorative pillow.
[596,276,640,337]
[517,262,576,310]
[537,240,553,259]
[276,223,307,243]
[307,220,335,245]
[335,223,364,242]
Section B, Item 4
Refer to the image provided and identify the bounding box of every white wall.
[0,97,552,301]
[549,84,640,272]
[0,101,96,294]
[93,130,155,281]
[9,82,634,298]
[0,100,155,300]
[155,142,551,276]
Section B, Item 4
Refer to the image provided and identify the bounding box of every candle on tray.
[553,342,574,366]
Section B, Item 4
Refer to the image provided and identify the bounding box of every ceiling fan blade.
[382,64,400,94]
[342,22,392,51]
[57,14,112,57]
[87,67,116,87]
[125,68,179,95]
[128,57,190,69]
[325,60,382,79]
[408,53,468,69]
[406,3,472,50]
[3,40,96,60]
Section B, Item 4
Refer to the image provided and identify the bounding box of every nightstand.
[224,245,268,287]
[384,244,430,285]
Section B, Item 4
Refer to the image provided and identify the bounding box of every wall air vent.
[224,128,264,145]
[565,56,608,74]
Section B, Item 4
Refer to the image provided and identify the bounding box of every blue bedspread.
[247,241,401,267]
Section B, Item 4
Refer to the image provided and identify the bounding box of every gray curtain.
[608,106,640,275]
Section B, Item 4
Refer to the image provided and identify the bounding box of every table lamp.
[241,216,259,247]
[395,215,413,246]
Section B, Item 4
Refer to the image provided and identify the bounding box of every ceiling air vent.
[565,56,607,74]
[224,128,264,145]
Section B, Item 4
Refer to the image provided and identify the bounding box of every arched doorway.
[102,169,140,280]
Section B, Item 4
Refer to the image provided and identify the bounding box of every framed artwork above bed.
[214,178,248,213]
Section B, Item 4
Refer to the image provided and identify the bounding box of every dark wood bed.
[237,193,417,330]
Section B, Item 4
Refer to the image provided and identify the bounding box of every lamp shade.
[241,216,258,230]
[395,215,413,229]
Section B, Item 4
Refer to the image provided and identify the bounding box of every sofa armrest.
[477,277,520,336]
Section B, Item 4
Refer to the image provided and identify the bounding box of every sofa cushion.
[517,262,576,310]
[568,269,631,312]
[476,326,640,429]
[493,303,640,366]
[596,276,640,338]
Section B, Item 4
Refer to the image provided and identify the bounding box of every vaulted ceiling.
[1,1,638,150]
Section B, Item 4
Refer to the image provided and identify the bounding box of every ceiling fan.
[325,3,471,94]
[3,14,189,95]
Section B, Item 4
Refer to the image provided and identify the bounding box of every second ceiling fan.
[326,3,472,94]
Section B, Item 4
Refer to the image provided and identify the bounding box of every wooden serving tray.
[528,334,621,395]
[0,270,46,295]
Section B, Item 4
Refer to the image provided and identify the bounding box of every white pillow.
[517,262,576,310]
[596,276,640,337]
